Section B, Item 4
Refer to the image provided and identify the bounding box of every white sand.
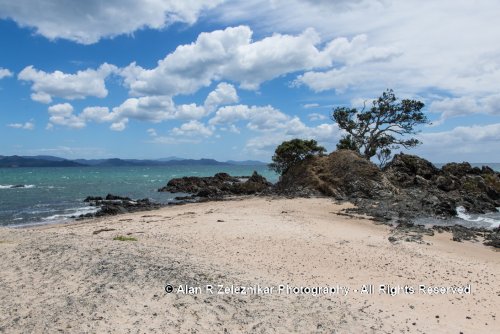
[0,197,498,333]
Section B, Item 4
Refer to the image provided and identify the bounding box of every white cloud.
[208,102,341,157]
[308,112,328,121]
[7,121,34,130]
[47,103,86,129]
[175,104,207,120]
[18,64,116,103]
[245,122,340,156]
[171,120,213,137]
[110,96,208,127]
[111,95,175,123]
[210,104,336,136]
[0,0,224,44]
[41,82,240,131]
[215,0,500,101]
[209,104,289,131]
[0,67,13,79]
[147,128,158,137]
[414,123,500,161]
[430,94,500,125]
[303,103,319,109]
[119,26,253,96]
[204,82,239,113]
[80,107,115,123]
[110,119,128,132]
[119,26,372,96]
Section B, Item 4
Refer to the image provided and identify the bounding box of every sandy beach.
[0,196,498,333]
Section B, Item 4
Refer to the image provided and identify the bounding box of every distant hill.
[0,156,84,168]
[0,156,266,168]
[156,156,185,162]
[225,160,268,166]
[21,155,67,162]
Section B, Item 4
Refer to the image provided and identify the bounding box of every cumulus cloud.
[80,106,115,123]
[204,82,239,113]
[0,0,223,44]
[110,96,209,128]
[109,119,128,132]
[0,67,13,79]
[208,102,341,156]
[171,120,214,137]
[414,123,500,161]
[41,82,242,131]
[209,104,288,131]
[308,112,328,121]
[7,121,34,130]
[47,103,86,129]
[430,94,500,125]
[147,128,158,137]
[119,26,375,97]
[111,96,175,123]
[245,122,340,156]
[18,64,116,103]
[46,103,120,130]
[210,103,336,136]
[215,0,500,101]
[100,82,239,130]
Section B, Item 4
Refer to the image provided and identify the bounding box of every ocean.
[0,163,499,229]
[0,165,278,227]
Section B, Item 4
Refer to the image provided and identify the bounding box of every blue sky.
[0,0,499,162]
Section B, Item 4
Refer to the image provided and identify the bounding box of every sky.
[0,0,499,162]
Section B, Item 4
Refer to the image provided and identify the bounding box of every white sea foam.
[0,184,35,189]
[456,206,500,228]
[41,206,99,221]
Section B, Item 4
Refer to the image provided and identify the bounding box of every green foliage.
[332,89,428,165]
[113,235,137,241]
[269,138,326,175]
[484,174,500,192]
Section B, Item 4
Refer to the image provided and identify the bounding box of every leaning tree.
[332,89,429,166]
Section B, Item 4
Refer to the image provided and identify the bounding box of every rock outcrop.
[274,150,396,199]
[82,194,162,217]
[385,154,500,215]
[158,171,272,199]
[154,152,500,248]
[274,151,499,219]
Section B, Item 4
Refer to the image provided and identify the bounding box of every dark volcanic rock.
[442,162,476,177]
[158,171,272,198]
[82,194,162,218]
[385,153,439,185]
[484,228,500,248]
[272,151,500,247]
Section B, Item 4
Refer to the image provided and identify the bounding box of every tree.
[332,89,428,165]
[269,139,326,175]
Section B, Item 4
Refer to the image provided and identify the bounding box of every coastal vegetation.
[332,89,429,167]
[268,139,326,175]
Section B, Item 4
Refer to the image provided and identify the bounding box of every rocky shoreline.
[79,194,164,218]
[79,151,500,248]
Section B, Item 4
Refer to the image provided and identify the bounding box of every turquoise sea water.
[1,164,499,228]
[0,165,278,227]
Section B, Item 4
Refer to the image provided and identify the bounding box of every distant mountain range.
[0,155,267,168]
